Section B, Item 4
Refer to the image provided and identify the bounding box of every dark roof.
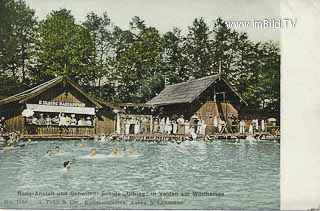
[94,98,123,111]
[0,76,103,108]
[118,102,151,107]
[146,74,247,106]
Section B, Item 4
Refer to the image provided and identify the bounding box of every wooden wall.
[194,101,238,133]
[0,103,25,134]
[0,82,116,136]
[95,110,115,135]
[27,83,95,107]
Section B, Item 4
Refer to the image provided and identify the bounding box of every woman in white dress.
[172,120,177,134]
[159,118,165,133]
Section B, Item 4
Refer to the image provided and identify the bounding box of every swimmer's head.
[55,146,60,150]
[90,148,97,156]
[112,147,118,154]
[47,149,52,155]
[63,161,71,169]
[122,147,126,151]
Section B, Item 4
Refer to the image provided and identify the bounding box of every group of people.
[46,146,64,156]
[236,118,276,134]
[122,117,150,134]
[48,142,140,171]
[27,113,93,127]
[120,113,278,136]
[153,115,207,135]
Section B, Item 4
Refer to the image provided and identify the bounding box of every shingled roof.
[146,74,247,106]
[0,76,102,108]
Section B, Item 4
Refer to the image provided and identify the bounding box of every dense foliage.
[0,0,280,110]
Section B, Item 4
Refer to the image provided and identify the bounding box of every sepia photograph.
[0,0,284,210]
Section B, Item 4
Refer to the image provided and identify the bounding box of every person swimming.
[63,161,72,170]
[127,147,138,155]
[89,148,97,158]
[47,149,53,156]
[54,146,63,154]
[79,139,86,148]
[111,147,121,156]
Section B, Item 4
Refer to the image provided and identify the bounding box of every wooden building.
[0,76,117,139]
[146,74,247,134]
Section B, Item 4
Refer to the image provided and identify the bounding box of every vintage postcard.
[0,0,287,210]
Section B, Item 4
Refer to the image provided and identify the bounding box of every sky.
[24,0,280,42]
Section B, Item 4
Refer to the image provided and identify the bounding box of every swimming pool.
[0,139,280,209]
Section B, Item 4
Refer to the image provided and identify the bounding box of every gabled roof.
[146,74,247,106]
[94,98,123,111]
[0,76,102,108]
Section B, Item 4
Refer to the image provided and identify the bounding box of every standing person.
[45,115,52,125]
[239,120,246,134]
[164,117,169,134]
[159,118,165,133]
[172,120,177,134]
[165,118,172,134]
[177,115,185,134]
[134,118,140,134]
[194,119,200,134]
[218,117,223,133]
[184,120,190,135]
[65,115,71,126]
[249,122,253,134]
[140,118,145,133]
[78,117,85,126]
[255,119,259,131]
[52,116,59,124]
[124,118,130,135]
[261,119,265,132]
[200,120,207,135]
[70,114,77,125]
[153,118,159,133]
[38,113,46,125]
[59,113,66,126]
[85,117,92,126]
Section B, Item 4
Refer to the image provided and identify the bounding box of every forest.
[0,0,280,110]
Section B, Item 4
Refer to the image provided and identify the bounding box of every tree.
[161,27,188,84]
[0,0,37,82]
[184,18,213,78]
[34,9,95,85]
[111,17,163,102]
[83,12,113,97]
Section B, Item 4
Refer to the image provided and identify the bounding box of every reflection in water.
[0,139,279,210]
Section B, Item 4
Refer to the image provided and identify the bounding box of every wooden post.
[116,113,121,134]
[150,115,153,134]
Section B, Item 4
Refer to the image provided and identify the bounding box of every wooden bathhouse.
[0,76,118,139]
[146,74,247,134]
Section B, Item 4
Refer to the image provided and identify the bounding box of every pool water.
[0,139,280,210]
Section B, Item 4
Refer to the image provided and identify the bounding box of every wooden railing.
[24,124,94,137]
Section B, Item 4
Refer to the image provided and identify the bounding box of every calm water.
[0,139,280,210]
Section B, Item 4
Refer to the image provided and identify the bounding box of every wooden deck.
[19,132,279,141]
[22,125,95,139]
[109,132,279,141]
